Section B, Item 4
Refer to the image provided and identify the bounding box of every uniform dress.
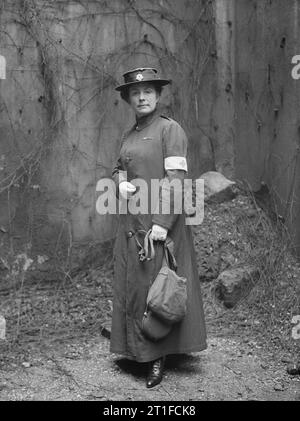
[110,107,207,362]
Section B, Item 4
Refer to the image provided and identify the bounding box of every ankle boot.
[146,356,165,388]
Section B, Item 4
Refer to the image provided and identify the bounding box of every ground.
[0,187,299,401]
[0,335,299,401]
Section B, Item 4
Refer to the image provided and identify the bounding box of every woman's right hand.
[119,181,136,200]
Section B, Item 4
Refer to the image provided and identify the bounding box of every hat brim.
[115,79,171,92]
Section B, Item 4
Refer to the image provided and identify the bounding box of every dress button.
[127,231,133,238]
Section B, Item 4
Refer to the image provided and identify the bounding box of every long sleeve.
[112,146,127,200]
[152,120,188,230]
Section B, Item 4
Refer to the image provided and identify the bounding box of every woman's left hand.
[150,224,168,241]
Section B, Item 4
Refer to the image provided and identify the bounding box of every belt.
[129,229,177,269]
[131,229,155,262]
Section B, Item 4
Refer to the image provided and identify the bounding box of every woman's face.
[128,82,160,117]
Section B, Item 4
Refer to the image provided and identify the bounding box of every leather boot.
[146,356,165,388]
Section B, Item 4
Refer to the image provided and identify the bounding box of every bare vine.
[0,0,214,283]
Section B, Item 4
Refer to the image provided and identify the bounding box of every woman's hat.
[115,67,171,92]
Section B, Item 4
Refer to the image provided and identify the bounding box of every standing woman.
[110,67,207,388]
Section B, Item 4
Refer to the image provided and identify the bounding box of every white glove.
[119,181,136,200]
[150,224,168,241]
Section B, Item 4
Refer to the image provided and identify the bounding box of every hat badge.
[136,73,144,81]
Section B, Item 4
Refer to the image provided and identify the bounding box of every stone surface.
[201,171,237,204]
[184,171,236,216]
[214,265,260,308]
[198,245,221,282]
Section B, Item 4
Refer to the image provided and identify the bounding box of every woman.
[110,67,207,388]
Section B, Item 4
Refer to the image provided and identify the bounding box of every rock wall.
[0,0,218,263]
[0,0,299,263]
[234,0,300,256]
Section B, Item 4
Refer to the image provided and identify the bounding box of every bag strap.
[143,229,155,261]
[134,229,177,272]
[134,229,147,261]
[134,229,155,262]
[163,239,178,272]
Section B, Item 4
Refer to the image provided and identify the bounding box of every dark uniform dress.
[110,108,207,362]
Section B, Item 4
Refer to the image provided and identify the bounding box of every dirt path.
[0,333,299,401]
[1,192,299,401]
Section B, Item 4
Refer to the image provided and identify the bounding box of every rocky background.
[0,175,299,400]
[0,0,299,400]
